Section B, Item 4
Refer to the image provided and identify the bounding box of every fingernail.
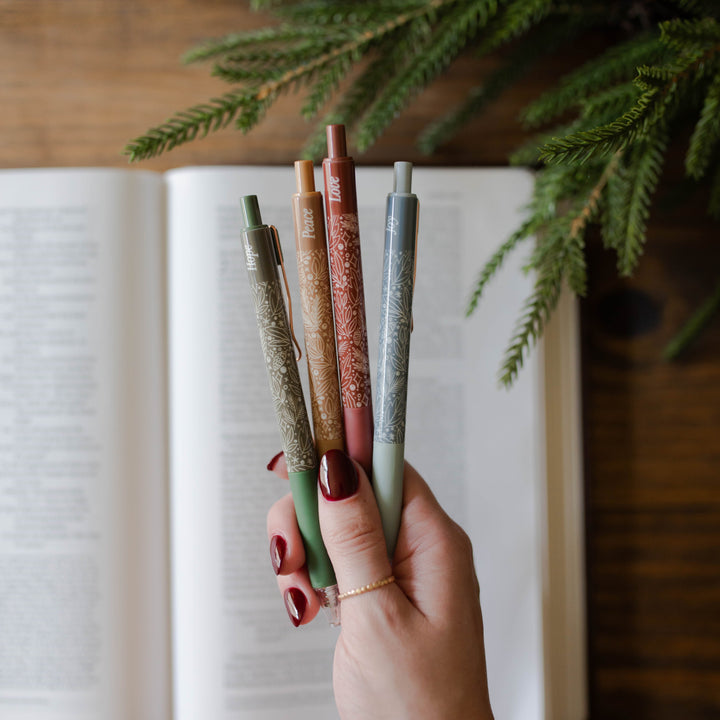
[269,535,286,575]
[319,449,359,501]
[284,587,307,627]
[267,451,283,472]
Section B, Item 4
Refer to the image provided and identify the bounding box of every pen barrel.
[289,468,336,588]
[374,193,418,445]
[292,193,345,457]
[242,216,336,594]
[372,192,417,557]
[323,156,373,475]
[241,226,315,474]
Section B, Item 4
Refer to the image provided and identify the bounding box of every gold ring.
[337,575,395,601]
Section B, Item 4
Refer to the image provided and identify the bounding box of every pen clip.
[270,225,303,362]
[411,200,419,333]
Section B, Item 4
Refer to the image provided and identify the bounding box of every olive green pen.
[239,195,339,625]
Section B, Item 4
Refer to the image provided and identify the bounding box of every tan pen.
[292,160,345,457]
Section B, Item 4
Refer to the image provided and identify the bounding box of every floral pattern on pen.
[251,278,316,472]
[327,212,372,409]
[375,248,414,444]
[297,248,344,443]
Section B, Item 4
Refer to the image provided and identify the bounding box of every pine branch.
[274,1,432,25]
[578,82,640,123]
[538,39,711,168]
[478,0,554,55]
[124,91,257,161]
[509,121,580,165]
[614,129,667,275]
[301,18,431,158]
[418,17,580,154]
[521,33,665,128]
[601,160,631,250]
[686,71,720,179]
[663,276,720,359]
[126,0,460,161]
[183,25,329,64]
[498,151,620,386]
[355,1,501,151]
[659,17,720,54]
[498,226,568,387]
[465,217,540,316]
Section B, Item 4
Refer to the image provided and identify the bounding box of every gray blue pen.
[372,162,419,557]
[239,195,340,625]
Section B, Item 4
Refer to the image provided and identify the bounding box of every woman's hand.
[267,450,494,720]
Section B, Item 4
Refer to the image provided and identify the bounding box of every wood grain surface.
[1,2,718,718]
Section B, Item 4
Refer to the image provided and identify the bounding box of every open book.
[0,167,586,720]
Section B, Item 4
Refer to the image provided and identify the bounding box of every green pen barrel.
[372,442,405,556]
[289,468,336,588]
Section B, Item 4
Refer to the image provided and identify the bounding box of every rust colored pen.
[292,160,345,457]
[323,124,373,477]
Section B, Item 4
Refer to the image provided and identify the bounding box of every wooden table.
[1,2,718,717]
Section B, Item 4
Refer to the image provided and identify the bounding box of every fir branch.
[301,52,356,118]
[659,17,720,54]
[498,226,568,387]
[569,150,621,247]
[663,276,720,359]
[509,122,580,165]
[614,129,667,275]
[356,1,501,151]
[220,39,343,69]
[601,160,631,250]
[478,0,554,55]
[578,82,640,122]
[124,91,255,161]
[686,71,720,179]
[125,7,433,161]
[521,33,665,128]
[498,151,621,386]
[418,17,578,154]
[465,217,540,316]
[183,25,328,64]
[274,1,431,25]
[301,17,432,158]
[539,54,689,166]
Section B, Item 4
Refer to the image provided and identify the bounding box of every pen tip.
[239,195,263,229]
[326,124,347,159]
[393,162,413,194]
[295,160,315,193]
[316,585,341,627]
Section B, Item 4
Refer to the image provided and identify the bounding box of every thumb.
[318,450,393,599]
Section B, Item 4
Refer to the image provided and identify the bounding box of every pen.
[239,195,339,625]
[322,124,373,477]
[372,162,419,556]
[291,160,345,457]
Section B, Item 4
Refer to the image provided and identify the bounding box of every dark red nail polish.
[319,449,359,501]
[270,535,286,575]
[267,451,283,472]
[284,587,307,627]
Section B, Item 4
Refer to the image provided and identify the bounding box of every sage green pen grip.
[372,442,405,556]
[289,469,336,588]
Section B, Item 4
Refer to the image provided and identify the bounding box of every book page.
[166,166,542,720]
[0,170,171,720]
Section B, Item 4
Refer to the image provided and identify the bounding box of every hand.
[267,450,494,720]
